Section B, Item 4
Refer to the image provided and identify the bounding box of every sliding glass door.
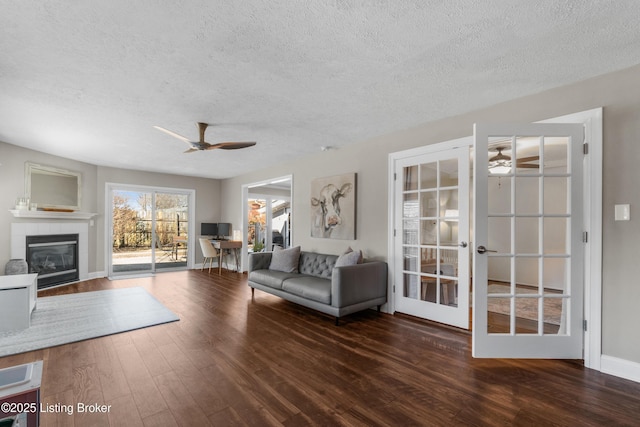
[108,184,194,277]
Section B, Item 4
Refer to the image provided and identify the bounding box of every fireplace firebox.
[26,234,79,289]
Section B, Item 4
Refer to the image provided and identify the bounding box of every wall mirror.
[25,162,82,211]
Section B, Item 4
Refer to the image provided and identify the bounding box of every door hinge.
[394,172,397,181]
[393,285,396,293]
[583,319,588,332]
[583,143,589,155]
[393,229,397,237]
[583,231,588,243]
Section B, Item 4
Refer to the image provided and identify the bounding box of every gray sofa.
[248,251,387,324]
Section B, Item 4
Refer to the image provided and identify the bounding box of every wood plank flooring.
[2,270,640,426]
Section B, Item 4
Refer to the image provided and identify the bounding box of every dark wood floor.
[2,270,640,426]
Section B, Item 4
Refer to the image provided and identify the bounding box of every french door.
[108,184,194,277]
[473,123,584,358]
[394,146,470,329]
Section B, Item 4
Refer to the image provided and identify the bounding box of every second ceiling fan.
[154,122,256,153]
[490,146,540,169]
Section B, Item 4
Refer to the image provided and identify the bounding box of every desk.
[211,240,242,274]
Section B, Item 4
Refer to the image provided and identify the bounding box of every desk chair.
[199,238,219,273]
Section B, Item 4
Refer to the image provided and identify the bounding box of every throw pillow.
[335,247,363,267]
[269,246,301,273]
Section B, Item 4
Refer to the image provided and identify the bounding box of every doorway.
[392,144,471,329]
[388,108,602,366]
[107,183,195,277]
[241,176,292,271]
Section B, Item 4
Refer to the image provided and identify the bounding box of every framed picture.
[310,173,356,239]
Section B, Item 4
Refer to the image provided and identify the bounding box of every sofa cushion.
[282,276,332,304]
[335,248,363,267]
[249,269,299,289]
[298,252,338,279]
[269,246,301,273]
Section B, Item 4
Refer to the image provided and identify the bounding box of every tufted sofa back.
[298,252,338,279]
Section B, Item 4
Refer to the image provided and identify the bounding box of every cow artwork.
[310,173,356,239]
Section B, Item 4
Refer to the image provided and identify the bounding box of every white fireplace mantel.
[9,210,97,220]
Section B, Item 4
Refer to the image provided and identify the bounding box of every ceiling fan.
[154,122,256,153]
[489,147,540,171]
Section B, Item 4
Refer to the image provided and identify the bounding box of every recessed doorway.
[241,175,292,272]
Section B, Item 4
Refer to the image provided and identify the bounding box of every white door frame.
[105,182,196,278]
[387,107,602,370]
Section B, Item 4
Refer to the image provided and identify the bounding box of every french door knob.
[459,241,468,248]
[476,245,496,254]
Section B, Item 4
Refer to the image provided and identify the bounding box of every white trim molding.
[601,355,640,384]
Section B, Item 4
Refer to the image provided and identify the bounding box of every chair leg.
[335,317,340,326]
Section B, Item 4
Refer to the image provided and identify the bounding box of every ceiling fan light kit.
[154,122,256,153]
[488,146,539,174]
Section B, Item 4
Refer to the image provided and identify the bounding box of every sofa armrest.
[331,261,388,308]
[248,252,272,273]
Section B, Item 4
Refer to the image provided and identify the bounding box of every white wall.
[220,63,640,365]
[95,166,221,270]
[0,143,221,274]
[0,142,99,272]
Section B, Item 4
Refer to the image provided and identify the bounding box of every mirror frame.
[25,162,82,211]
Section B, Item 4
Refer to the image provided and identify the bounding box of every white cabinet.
[0,273,38,332]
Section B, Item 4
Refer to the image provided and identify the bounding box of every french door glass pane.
[515,177,539,214]
[402,155,463,311]
[544,177,569,214]
[404,166,418,191]
[485,132,574,336]
[420,163,438,189]
[404,273,419,299]
[544,137,569,174]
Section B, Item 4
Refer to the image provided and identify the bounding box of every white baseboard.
[88,271,107,280]
[600,355,640,384]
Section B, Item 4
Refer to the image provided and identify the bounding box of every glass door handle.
[476,245,497,254]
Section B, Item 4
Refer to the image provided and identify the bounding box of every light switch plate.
[615,204,630,221]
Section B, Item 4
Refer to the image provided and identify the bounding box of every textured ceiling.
[2,1,640,179]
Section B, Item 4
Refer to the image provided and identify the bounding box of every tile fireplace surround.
[11,222,89,285]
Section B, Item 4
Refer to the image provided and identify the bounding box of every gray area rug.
[0,287,179,357]
[487,284,562,325]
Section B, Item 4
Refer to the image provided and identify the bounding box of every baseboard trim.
[600,355,640,384]
[88,271,107,280]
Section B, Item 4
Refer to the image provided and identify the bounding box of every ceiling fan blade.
[206,142,257,150]
[516,163,539,169]
[517,156,540,163]
[183,148,199,153]
[153,126,192,144]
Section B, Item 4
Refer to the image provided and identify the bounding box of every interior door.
[394,147,470,329]
[473,123,584,358]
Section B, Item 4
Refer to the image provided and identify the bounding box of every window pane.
[543,136,569,174]
[420,163,438,189]
[403,165,418,191]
